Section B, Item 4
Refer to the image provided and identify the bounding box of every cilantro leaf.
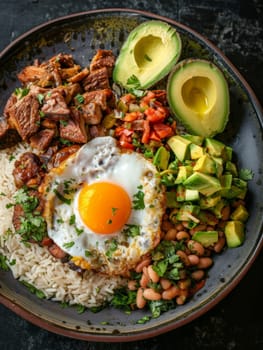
[132,186,145,209]
[126,74,141,89]
[239,168,254,181]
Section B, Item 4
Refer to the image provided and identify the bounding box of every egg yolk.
[78,182,132,234]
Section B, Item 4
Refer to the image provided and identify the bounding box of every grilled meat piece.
[41,90,70,120]
[80,102,103,125]
[13,152,44,188]
[83,67,110,92]
[29,129,56,151]
[8,93,40,140]
[0,117,21,149]
[82,89,114,110]
[59,107,88,143]
[90,49,115,76]
[51,144,80,168]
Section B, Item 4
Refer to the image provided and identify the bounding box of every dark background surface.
[0,0,262,349]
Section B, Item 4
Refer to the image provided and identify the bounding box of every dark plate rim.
[0,8,262,343]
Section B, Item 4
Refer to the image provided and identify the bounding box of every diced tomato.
[152,123,173,139]
[145,106,166,123]
[141,91,156,105]
[149,130,161,142]
[123,111,142,122]
[115,126,125,137]
[141,120,150,144]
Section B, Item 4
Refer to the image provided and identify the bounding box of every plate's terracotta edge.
[0,8,262,343]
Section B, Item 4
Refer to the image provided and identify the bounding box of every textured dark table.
[0,1,262,349]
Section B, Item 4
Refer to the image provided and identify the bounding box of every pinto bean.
[160,278,172,290]
[143,288,162,301]
[214,236,226,253]
[128,280,137,291]
[188,254,200,266]
[175,223,184,231]
[176,290,188,305]
[176,250,191,266]
[197,257,213,269]
[164,228,177,241]
[161,220,174,232]
[187,240,205,256]
[191,269,205,281]
[136,287,147,309]
[162,285,180,300]
[140,267,150,288]
[135,256,151,273]
[221,205,231,221]
[147,265,160,283]
[178,279,191,290]
[176,231,190,241]
[189,224,207,235]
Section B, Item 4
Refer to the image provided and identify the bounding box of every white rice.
[0,143,126,307]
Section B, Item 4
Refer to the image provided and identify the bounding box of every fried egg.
[42,136,165,275]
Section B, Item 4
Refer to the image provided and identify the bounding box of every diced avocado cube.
[176,185,186,202]
[192,231,219,247]
[183,172,222,196]
[224,221,245,248]
[225,146,233,161]
[225,161,238,177]
[212,157,224,177]
[182,134,204,146]
[167,135,191,162]
[174,165,193,184]
[189,143,205,160]
[205,138,226,157]
[220,174,232,190]
[210,199,227,218]
[153,146,170,170]
[230,205,249,222]
[193,154,216,174]
[166,191,180,208]
[200,194,221,209]
[185,189,199,201]
[221,185,247,200]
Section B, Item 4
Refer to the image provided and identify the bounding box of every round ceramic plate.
[0,8,262,342]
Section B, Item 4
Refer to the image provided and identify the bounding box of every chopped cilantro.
[75,227,84,236]
[14,87,29,98]
[127,74,141,89]
[75,304,86,314]
[132,186,145,209]
[110,288,136,311]
[112,207,118,215]
[60,120,69,127]
[37,93,45,104]
[53,189,71,205]
[75,94,84,104]
[69,214,76,225]
[8,154,15,162]
[85,250,92,257]
[63,241,75,249]
[239,168,254,181]
[122,224,141,237]
[21,280,46,299]
[144,54,152,62]
[137,315,151,324]
[0,253,9,271]
[105,239,118,258]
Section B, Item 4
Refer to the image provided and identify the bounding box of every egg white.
[42,136,165,275]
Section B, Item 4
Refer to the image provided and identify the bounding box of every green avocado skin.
[113,20,182,89]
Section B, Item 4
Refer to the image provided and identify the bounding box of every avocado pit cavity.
[181,76,216,116]
[134,35,163,69]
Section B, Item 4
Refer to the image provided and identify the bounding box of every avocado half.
[113,20,182,89]
[167,59,230,137]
